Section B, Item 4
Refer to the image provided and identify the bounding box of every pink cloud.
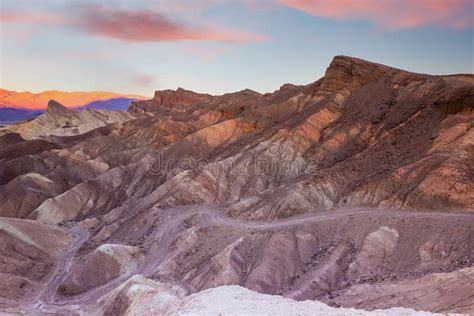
[80,7,267,43]
[279,0,473,30]
[0,5,268,43]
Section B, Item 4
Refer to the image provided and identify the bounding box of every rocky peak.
[279,83,298,90]
[218,89,262,101]
[321,55,394,91]
[153,88,212,107]
[328,55,392,73]
[239,89,261,96]
[45,100,76,116]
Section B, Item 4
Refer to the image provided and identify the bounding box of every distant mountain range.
[0,89,148,124]
[1,99,137,138]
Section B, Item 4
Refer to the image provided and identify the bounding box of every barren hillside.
[0,56,472,315]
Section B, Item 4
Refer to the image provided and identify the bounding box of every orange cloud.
[280,0,473,30]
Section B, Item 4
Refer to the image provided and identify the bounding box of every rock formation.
[1,100,136,139]
[0,56,472,315]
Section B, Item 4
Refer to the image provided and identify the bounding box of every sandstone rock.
[97,274,186,316]
[165,285,441,315]
[59,244,144,296]
[348,226,400,282]
[335,267,474,313]
[0,173,61,218]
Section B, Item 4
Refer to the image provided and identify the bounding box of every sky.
[0,0,473,97]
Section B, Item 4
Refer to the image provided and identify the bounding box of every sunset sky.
[1,0,473,96]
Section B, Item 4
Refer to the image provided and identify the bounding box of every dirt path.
[35,210,192,313]
[213,207,474,229]
[165,205,474,231]
[22,226,89,314]
[28,206,474,313]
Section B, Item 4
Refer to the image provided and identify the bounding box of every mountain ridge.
[0,89,148,110]
[0,99,136,139]
[0,97,143,124]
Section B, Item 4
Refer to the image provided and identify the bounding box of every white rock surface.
[165,285,440,316]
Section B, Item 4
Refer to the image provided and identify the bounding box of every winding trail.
[22,225,89,314]
[166,205,474,231]
[23,206,474,314]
